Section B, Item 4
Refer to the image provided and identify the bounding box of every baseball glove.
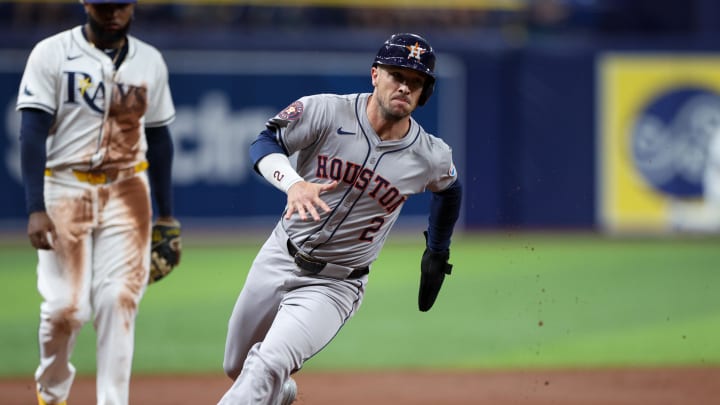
[418,232,453,312]
[149,218,182,284]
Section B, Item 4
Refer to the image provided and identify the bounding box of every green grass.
[1,231,719,377]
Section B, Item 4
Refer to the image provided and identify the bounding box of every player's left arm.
[146,125,174,220]
[427,179,462,251]
[418,135,462,311]
[144,49,181,264]
[146,125,181,283]
[418,179,462,312]
[144,47,177,220]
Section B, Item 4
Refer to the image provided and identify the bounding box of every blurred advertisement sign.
[598,54,720,233]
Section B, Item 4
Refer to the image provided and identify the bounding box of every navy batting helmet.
[373,33,436,106]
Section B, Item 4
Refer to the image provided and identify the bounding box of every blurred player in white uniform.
[219,33,462,404]
[17,1,179,404]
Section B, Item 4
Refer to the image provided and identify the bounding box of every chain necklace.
[101,38,125,69]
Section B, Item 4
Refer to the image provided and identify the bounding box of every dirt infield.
[3,367,720,404]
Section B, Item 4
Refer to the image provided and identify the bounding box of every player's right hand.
[27,211,56,250]
[285,180,338,221]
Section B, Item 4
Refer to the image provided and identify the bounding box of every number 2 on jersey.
[359,217,384,242]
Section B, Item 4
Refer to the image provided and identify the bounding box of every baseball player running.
[219,33,462,404]
[17,1,179,404]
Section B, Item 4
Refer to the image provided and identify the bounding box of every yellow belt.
[45,161,149,185]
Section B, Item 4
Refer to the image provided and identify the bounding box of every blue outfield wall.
[506,46,597,228]
[2,30,710,230]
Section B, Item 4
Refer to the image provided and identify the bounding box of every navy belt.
[286,239,369,279]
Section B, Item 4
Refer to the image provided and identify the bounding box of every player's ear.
[371,65,380,86]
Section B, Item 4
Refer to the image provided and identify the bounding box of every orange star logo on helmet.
[406,42,426,60]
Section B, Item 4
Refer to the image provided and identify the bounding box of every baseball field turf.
[1,231,719,378]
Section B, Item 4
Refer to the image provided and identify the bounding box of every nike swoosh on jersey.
[23,86,33,96]
[336,127,356,135]
[66,54,82,61]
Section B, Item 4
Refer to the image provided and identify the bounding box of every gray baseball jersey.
[275,92,457,267]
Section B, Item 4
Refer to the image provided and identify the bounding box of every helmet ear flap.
[419,77,435,106]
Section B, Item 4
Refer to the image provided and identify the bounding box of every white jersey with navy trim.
[16,25,175,171]
[269,92,457,268]
[18,22,177,405]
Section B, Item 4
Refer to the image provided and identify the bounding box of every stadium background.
[1,1,720,404]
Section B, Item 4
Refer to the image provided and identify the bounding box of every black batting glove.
[418,231,453,312]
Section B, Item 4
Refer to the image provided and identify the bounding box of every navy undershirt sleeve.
[426,179,462,252]
[20,108,53,214]
[146,125,174,217]
[249,128,288,173]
